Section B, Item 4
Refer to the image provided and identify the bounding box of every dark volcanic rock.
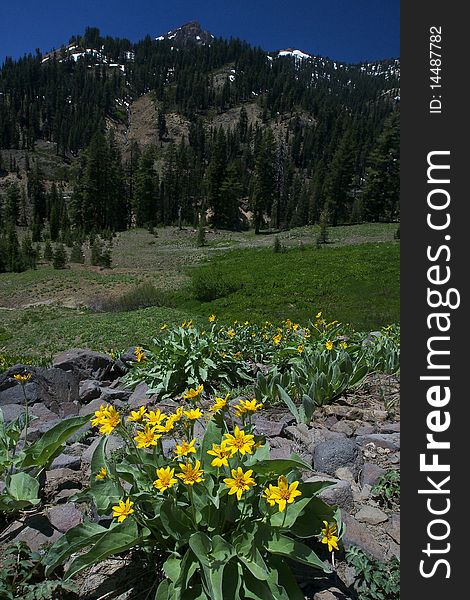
[355,433,400,451]
[0,365,79,414]
[313,438,363,478]
[53,348,122,381]
[79,379,102,403]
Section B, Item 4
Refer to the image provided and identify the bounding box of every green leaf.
[288,497,338,539]
[251,455,312,477]
[269,497,313,528]
[155,579,170,600]
[65,519,142,579]
[267,555,305,600]
[276,385,301,423]
[22,415,90,468]
[189,532,234,600]
[159,500,193,542]
[6,471,40,505]
[265,532,331,573]
[44,521,109,576]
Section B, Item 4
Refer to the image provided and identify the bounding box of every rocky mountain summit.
[156,21,215,45]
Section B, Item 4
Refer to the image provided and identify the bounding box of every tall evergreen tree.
[252,129,276,233]
[361,110,400,221]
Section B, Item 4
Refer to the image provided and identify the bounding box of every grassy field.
[0,223,399,363]
[174,242,400,329]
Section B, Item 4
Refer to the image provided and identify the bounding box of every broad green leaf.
[288,496,337,539]
[65,519,141,579]
[251,455,312,477]
[266,554,305,600]
[44,521,109,576]
[159,500,193,542]
[269,496,313,528]
[189,532,234,600]
[6,472,40,506]
[265,532,331,573]
[22,415,90,468]
[276,385,301,423]
[155,579,170,600]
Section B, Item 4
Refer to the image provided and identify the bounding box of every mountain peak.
[156,21,215,45]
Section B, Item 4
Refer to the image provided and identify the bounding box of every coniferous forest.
[0,25,400,272]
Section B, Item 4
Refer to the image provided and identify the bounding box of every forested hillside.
[0,23,399,272]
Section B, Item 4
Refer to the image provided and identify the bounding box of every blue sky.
[0,0,399,64]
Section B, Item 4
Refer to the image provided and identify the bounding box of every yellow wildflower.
[134,346,146,363]
[264,475,302,512]
[207,442,232,467]
[160,323,168,330]
[273,333,282,345]
[223,467,256,500]
[184,408,203,420]
[91,404,121,436]
[134,424,161,448]
[234,399,263,417]
[128,406,147,422]
[227,329,236,338]
[321,521,340,552]
[176,460,204,485]
[95,467,108,480]
[208,314,216,322]
[223,426,255,456]
[209,393,229,413]
[13,372,32,384]
[155,418,176,434]
[153,467,177,492]
[145,409,166,426]
[233,351,242,360]
[112,498,134,522]
[183,384,204,400]
[325,340,334,351]
[297,344,304,354]
[174,438,197,458]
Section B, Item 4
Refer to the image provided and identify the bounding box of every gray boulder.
[53,348,122,381]
[0,365,79,414]
[313,438,363,478]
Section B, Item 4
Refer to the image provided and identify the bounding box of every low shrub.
[372,470,400,509]
[346,546,400,600]
[191,269,242,302]
[91,283,172,313]
[0,542,77,600]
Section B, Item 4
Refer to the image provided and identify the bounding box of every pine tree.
[21,234,38,269]
[134,146,158,226]
[52,243,67,269]
[91,239,103,266]
[196,215,206,247]
[70,241,85,264]
[43,240,53,262]
[28,163,46,225]
[99,245,112,268]
[5,184,20,226]
[206,134,227,227]
[361,111,400,221]
[157,110,168,144]
[5,227,25,272]
[253,129,276,234]
[219,162,242,229]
